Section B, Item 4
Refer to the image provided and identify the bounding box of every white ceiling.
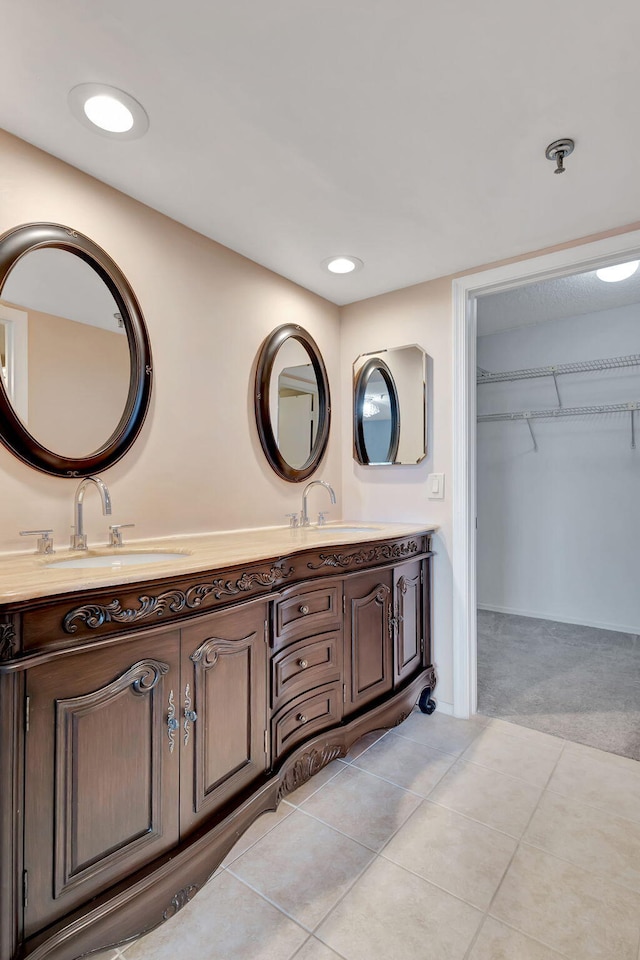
[2,0,640,305]
[477,264,640,335]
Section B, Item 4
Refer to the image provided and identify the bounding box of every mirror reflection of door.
[361,368,394,462]
[268,338,319,470]
[1,248,131,458]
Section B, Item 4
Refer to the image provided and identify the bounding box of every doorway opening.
[452,229,640,759]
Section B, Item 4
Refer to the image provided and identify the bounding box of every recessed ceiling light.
[595,260,640,283]
[323,256,364,274]
[68,83,149,139]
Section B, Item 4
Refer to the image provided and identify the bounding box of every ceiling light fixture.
[68,83,149,139]
[595,260,640,283]
[323,256,364,275]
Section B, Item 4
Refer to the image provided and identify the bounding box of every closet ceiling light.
[323,256,364,274]
[68,83,149,139]
[595,260,640,283]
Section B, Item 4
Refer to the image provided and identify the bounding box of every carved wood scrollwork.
[190,633,256,667]
[423,665,437,692]
[307,540,419,570]
[0,621,17,659]
[63,565,292,633]
[162,884,200,921]
[277,744,344,801]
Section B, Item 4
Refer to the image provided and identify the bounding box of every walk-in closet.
[476,262,640,760]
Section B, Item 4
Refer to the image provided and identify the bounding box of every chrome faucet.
[301,480,336,527]
[71,476,112,550]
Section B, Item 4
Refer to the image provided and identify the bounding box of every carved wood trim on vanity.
[0,530,436,960]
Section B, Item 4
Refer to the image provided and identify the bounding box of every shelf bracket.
[550,368,562,408]
[524,414,538,452]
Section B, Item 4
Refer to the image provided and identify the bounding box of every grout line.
[461,736,569,960]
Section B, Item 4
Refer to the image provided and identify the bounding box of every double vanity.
[0,222,436,960]
[0,521,437,960]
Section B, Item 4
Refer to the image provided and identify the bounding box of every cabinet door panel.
[180,603,268,834]
[394,559,424,685]
[344,571,393,716]
[24,633,180,936]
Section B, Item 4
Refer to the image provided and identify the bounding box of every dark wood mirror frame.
[353,356,400,465]
[0,222,152,477]
[254,323,331,482]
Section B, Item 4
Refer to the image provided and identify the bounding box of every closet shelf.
[478,402,639,451]
[476,353,640,384]
[478,401,639,423]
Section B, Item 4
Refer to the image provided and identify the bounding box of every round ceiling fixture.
[323,256,364,275]
[595,260,640,283]
[68,84,149,139]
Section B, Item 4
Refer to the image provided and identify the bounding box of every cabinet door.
[180,602,268,835]
[343,570,393,716]
[24,632,181,937]
[393,559,425,686]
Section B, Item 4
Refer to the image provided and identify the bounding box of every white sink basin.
[46,552,188,570]
[315,525,380,533]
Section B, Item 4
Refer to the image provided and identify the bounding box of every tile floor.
[93,711,640,960]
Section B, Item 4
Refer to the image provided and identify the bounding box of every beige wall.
[25,306,130,457]
[0,130,341,551]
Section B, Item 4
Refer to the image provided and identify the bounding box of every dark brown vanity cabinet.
[24,631,182,937]
[344,570,393,716]
[1,531,435,960]
[22,602,269,939]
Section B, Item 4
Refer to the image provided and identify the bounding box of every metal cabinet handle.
[167,690,178,753]
[297,658,308,669]
[296,713,308,724]
[183,683,197,747]
[299,604,310,615]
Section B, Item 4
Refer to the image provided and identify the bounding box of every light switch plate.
[427,473,444,499]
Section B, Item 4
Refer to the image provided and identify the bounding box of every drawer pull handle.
[299,604,310,615]
[297,658,309,669]
[297,713,308,724]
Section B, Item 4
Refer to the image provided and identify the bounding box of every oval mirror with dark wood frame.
[255,323,331,482]
[354,357,401,465]
[0,222,152,477]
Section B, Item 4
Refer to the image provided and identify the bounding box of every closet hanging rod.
[478,401,638,423]
[476,354,640,384]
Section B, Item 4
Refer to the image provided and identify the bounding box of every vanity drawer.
[273,583,341,650]
[272,683,342,761]
[272,630,343,711]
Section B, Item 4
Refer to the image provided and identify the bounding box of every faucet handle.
[284,513,299,529]
[20,529,55,555]
[317,511,329,526]
[108,523,135,548]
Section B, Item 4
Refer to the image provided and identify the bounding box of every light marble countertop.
[0,521,436,604]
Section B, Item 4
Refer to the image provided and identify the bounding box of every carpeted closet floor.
[477,610,640,761]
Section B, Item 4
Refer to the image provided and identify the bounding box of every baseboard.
[477,602,639,636]
[434,700,453,716]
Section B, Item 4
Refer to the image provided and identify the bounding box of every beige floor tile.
[343,729,387,762]
[382,801,517,910]
[230,809,374,929]
[524,790,640,893]
[89,951,120,960]
[490,844,640,960]
[293,937,346,960]
[429,759,543,837]
[351,732,455,795]
[315,858,482,960]
[222,800,295,866]
[299,764,422,850]
[484,717,566,752]
[123,871,307,960]
[393,710,486,755]
[468,917,567,960]
[547,743,640,823]
[285,759,347,806]
[461,726,560,786]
